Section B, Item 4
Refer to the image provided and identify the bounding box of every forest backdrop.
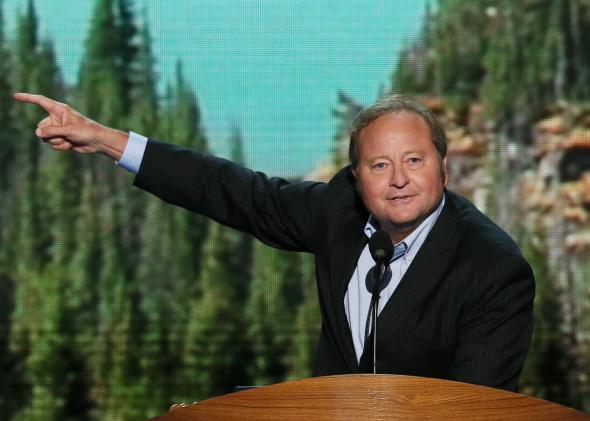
[0,0,589,420]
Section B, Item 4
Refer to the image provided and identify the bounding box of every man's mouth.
[389,194,415,203]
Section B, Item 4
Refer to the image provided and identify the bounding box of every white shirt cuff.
[116,131,148,174]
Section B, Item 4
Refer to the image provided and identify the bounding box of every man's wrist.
[98,127,129,161]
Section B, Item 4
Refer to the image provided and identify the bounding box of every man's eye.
[407,157,422,166]
[373,162,387,169]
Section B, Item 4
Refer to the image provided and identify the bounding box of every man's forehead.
[358,111,432,142]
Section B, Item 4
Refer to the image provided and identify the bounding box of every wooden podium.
[151,374,589,420]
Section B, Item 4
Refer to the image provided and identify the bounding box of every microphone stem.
[372,261,386,374]
[373,293,378,374]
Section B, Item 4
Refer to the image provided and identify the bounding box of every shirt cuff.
[116,131,148,174]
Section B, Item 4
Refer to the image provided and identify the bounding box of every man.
[14,92,535,391]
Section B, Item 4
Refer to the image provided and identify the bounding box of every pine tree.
[67,172,103,417]
[0,0,14,267]
[331,92,362,169]
[391,1,438,95]
[115,0,137,115]
[0,273,22,419]
[159,63,209,298]
[118,6,155,287]
[161,61,207,151]
[74,5,144,416]
[14,267,93,421]
[0,19,18,413]
[247,244,305,385]
[479,1,562,129]
[27,38,98,420]
[519,232,569,404]
[0,0,16,191]
[163,63,209,280]
[127,20,166,416]
[77,0,124,124]
[285,253,321,380]
[95,194,144,420]
[11,0,48,271]
[9,6,66,272]
[14,0,37,92]
[130,9,158,135]
[17,10,97,414]
[392,0,489,115]
[394,0,590,125]
[133,195,182,417]
[182,127,253,401]
[35,39,74,265]
[0,1,25,389]
[8,9,68,418]
[130,61,210,415]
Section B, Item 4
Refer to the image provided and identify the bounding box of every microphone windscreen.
[368,230,393,263]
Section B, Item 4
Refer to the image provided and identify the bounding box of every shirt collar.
[363,192,446,255]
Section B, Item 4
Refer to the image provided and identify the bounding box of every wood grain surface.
[150,374,590,420]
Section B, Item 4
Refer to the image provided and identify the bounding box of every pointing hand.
[13,93,128,160]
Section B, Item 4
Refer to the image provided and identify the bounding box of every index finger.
[13,93,60,113]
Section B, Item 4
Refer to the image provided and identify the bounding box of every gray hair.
[349,95,448,169]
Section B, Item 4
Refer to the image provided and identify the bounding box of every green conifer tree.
[8,9,69,417]
[392,0,488,114]
[132,61,210,415]
[133,194,182,418]
[159,63,209,299]
[63,173,104,418]
[391,1,438,95]
[74,4,145,416]
[182,127,253,401]
[11,0,49,271]
[78,0,124,124]
[115,0,137,115]
[0,0,15,191]
[0,0,24,390]
[14,266,94,421]
[247,244,304,385]
[519,233,569,404]
[95,195,144,420]
[285,253,321,379]
[0,0,14,269]
[0,273,22,419]
[331,92,362,169]
[130,9,158,134]
[8,33,84,411]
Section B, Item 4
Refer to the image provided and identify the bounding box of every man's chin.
[378,216,422,239]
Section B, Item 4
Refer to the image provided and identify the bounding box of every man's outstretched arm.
[13,93,129,160]
[14,92,322,253]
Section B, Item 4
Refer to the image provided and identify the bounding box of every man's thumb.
[36,125,73,139]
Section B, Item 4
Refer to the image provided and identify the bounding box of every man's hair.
[348,95,448,169]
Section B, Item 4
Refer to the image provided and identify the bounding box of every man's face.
[353,111,447,243]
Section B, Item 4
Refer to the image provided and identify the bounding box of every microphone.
[368,230,393,265]
[366,230,393,294]
[366,230,393,374]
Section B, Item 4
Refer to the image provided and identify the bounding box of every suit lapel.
[359,194,459,371]
[329,212,368,373]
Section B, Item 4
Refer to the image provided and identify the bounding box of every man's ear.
[442,157,448,186]
[352,166,358,179]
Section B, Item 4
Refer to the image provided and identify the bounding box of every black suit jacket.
[134,140,535,392]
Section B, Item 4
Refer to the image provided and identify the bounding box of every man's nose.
[389,165,408,188]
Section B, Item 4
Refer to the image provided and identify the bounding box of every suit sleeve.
[449,253,535,392]
[133,139,324,253]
